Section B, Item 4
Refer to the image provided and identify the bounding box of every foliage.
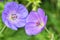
[0,0,60,40]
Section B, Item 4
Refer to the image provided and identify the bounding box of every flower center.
[9,13,17,21]
[36,21,44,27]
[36,22,40,26]
[11,14,17,20]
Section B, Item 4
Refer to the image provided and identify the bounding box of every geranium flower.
[2,2,28,30]
[25,8,47,35]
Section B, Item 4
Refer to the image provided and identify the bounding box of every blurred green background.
[0,0,60,40]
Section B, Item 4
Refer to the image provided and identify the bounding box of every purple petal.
[44,15,47,26]
[9,23,18,30]
[2,11,8,21]
[17,4,28,18]
[25,22,36,35]
[15,18,26,28]
[37,8,47,26]
[3,20,17,30]
[37,8,45,19]
[26,11,39,23]
[25,22,36,27]
[25,22,44,35]
[5,2,18,11]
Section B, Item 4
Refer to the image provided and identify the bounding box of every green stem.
[51,33,54,40]
[45,27,50,34]
[45,27,55,40]
[26,2,31,7]
[0,26,6,33]
[32,2,37,11]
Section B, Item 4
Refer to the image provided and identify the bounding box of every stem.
[51,34,54,40]
[32,2,37,11]
[45,27,55,40]
[45,27,50,34]
[0,25,6,33]
[26,2,31,7]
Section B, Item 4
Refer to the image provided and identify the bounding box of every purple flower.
[2,2,28,30]
[25,8,47,35]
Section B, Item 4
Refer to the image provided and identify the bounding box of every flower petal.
[17,4,28,18]
[15,18,26,28]
[37,8,45,19]
[44,15,47,26]
[2,9,17,30]
[2,10,8,21]
[9,23,18,30]
[25,22,44,35]
[26,11,39,23]
[25,22,36,35]
[3,20,17,30]
[5,2,18,11]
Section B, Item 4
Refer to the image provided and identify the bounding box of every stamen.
[11,14,17,20]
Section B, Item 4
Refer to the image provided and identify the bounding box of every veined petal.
[9,23,18,30]
[17,4,28,18]
[25,22,36,35]
[26,11,39,23]
[15,18,26,28]
[5,2,18,11]
[3,20,17,30]
[44,15,47,26]
[25,22,44,35]
[37,8,45,19]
